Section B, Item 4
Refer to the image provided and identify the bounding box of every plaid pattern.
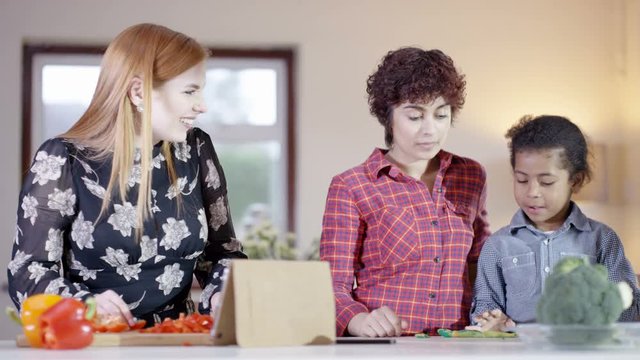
[320,148,490,336]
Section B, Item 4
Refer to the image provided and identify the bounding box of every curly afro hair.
[505,115,592,189]
[366,47,466,146]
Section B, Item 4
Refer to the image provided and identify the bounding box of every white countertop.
[1,337,639,359]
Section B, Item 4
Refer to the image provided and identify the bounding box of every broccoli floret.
[552,256,589,275]
[536,257,624,326]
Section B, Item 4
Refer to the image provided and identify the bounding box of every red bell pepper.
[39,297,96,350]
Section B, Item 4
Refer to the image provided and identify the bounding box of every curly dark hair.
[505,115,592,189]
[366,47,466,146]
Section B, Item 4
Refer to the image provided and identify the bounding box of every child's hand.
[347,306,409,337]
[466,309,515,332]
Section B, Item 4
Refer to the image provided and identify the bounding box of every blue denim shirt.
[471,202,640,323]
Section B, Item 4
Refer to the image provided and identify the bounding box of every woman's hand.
[347,306,408,337]
[466,309,515,332]
[209,292,222,318]
[95,290,135,326]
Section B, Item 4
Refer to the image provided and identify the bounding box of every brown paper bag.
[212,260,336,347]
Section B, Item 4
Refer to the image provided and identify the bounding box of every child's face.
[513,149,574,231]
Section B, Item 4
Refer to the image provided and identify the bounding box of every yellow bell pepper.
[19,294,63,347]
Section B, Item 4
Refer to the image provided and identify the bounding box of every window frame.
[21,44,297,232]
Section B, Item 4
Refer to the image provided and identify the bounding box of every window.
[22,45,296,236]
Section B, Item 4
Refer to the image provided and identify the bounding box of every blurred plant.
[304,237,320,261]
[241,221,295,260]
[240,220,320,261]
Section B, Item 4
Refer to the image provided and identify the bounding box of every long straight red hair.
[62,23,208,236]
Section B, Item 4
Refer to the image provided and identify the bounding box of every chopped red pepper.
[140,313,214,333]
[39,298,95,349]
[92,314,146,333]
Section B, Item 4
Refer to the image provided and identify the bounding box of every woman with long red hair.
[8,23,246,327]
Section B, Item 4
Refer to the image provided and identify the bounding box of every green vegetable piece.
[452,330,485,337]
[482,331,518,338]
[437,329,517,338]
[437,329,454,337]
[537,257,625,326]
[553,256,588,275]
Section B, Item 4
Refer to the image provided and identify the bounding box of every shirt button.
[437,187,443,193]
[433,256,441,263]
[431,220,438,226]
[544,266,550,273]
[428,292,436,299]
[543,239,550,245]
[512,258,518,264]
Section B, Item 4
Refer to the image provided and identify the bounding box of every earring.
[136,105,144,113]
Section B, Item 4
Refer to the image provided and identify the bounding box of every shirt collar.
[363,148,453,181]
[508,201,591,234]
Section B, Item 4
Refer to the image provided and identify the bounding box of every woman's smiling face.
[151,61,207,143]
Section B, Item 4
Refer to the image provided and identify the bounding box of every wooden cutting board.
[16,332,216,347]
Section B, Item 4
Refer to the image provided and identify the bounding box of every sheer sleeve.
[8,138,91,310]
[191,129,247,314]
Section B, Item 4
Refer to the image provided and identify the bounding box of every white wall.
[0,0,637,339]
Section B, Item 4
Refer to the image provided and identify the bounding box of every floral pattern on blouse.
[8,128,246,319]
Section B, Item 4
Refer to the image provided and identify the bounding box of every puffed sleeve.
[319,175,369,336]
[8,138,91,309]
[191,128,247,314]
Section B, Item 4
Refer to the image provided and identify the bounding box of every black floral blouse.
[8,128,246,321]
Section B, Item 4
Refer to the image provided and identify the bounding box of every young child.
[469,115,640,331]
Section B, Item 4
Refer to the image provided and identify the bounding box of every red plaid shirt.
[320,148,490,336]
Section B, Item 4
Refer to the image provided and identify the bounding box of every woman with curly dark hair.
[320,47,490,337]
